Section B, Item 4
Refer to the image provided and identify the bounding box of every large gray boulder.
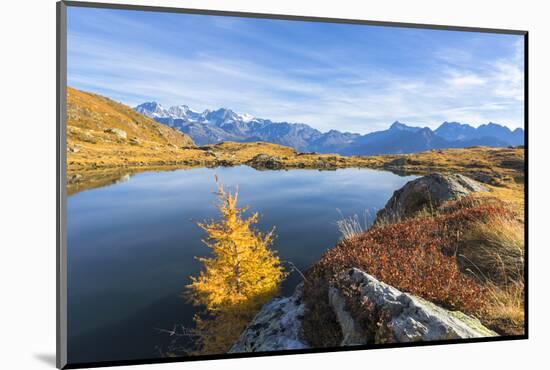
[229,283,309,353]
[375,173,488,224]
[329,268,497,345]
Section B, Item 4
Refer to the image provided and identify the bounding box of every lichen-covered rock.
[386,156,409,167]
[229,283,309,353]
[129,137,141,145]
[329,268,497,345]
[328,286,367,346]
[375,173,488,224]
[104,127,127,139]
[246,154,284,170]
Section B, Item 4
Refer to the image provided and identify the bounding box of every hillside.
[67,87,198,170]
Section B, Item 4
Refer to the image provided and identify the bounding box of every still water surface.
[67,166,416,363]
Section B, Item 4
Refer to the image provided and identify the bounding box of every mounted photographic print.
[56,1,528,368]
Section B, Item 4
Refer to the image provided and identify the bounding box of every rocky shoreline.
[230,173,504,351]
[67,145,524,196]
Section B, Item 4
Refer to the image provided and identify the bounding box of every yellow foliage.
[191,309,252,355]
[186,179,286,353]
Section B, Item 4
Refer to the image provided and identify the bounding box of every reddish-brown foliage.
[302,196,515,346]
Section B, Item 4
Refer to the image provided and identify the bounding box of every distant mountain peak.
[168,104,192,117]
[479,122,512,134]
[134,101,168,119]
[133,100,524,153]
[172,104,190,110]
[205,108,240,124]
[440,121,470,128]
[238,112,256,122]
[390,121,406,129]
[390,121,423,132]
[136,101,162,110]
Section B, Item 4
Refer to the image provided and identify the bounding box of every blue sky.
[67,7,524,134]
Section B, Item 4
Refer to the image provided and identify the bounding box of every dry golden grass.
[202,141,296,158]
[67,87,194,146]
[456,211,525,335]
[479,184,525,215]
[484,281,525,335]
[459,214,524,284]
[66,87,209,172]
[382,147,524,185]
[440,196,525,335]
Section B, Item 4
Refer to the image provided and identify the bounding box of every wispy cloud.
[67,7,525,134]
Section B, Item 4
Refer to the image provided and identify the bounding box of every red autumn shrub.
[302,196,514,346]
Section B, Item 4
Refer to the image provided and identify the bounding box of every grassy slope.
[67,87,200,169]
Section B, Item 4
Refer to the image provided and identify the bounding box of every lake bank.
[67,145,525,201]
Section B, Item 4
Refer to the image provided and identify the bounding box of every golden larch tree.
[186,179,285,354]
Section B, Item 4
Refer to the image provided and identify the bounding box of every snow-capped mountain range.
[134,102,524,155]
